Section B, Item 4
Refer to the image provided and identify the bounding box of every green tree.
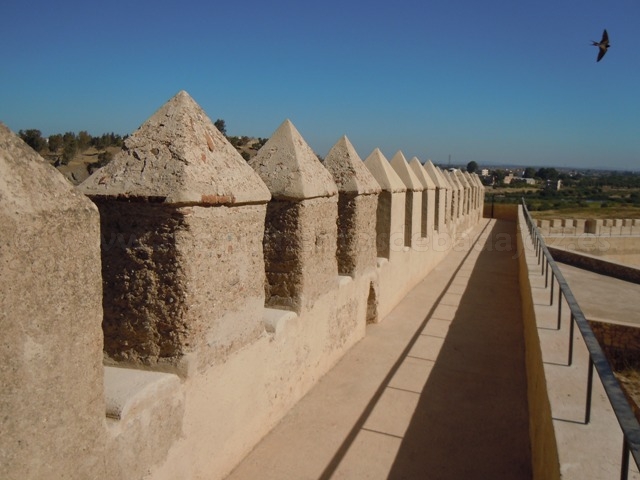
[77,130,92,152]
[466,161,478,173]
[18,129,46,152]
[214,119,227,136]
[61,132,78,165]
[523,167,536,178]
[48,134,63,152]
[536,167,559,180]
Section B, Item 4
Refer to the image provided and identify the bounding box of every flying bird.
[592,29,610,62]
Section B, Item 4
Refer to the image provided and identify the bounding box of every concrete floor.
[524,229,640,480]
[227,219,533,480]
[556,262,640,326]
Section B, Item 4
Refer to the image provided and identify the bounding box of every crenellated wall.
[0,90,485,480]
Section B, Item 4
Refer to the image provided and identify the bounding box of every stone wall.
[0,91,485,480]
[536,217,640,236]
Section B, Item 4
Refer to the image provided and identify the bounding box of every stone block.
[79,91,270,373]
[0,123,106,479]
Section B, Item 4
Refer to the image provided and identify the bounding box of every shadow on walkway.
[228,219,532,480]
[386,219,532,479]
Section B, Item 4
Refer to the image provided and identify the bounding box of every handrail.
[521,198,640,480]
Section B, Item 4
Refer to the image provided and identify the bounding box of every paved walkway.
[227,219,532,479]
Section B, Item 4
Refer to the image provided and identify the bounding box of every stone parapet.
[0,123,106,479]
[250,120,338,313]
[79,91,271,373]
[424,161,447,232]
[364,148,407,259]
[409,157,436,237]
[391,151,423,248]
[323,136,380,277]
[535,218,640,236]
[1,93,487,480]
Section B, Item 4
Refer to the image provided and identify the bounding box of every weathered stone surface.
[263,197,338,312]
[364,148,406,193]
[249,120,338,200]
[336,193,379,276]
[80,90,270,205]
[323,136,379,276]
[323,136,380,195]
[0,123,106,478]
[96,200,267,372]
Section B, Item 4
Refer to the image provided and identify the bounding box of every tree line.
[18,129,125,166]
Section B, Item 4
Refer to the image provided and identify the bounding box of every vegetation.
[482,165,640,218]
[17,118,267,172]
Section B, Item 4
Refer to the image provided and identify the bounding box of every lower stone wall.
[516,209,561,480]
[548,246,640,285]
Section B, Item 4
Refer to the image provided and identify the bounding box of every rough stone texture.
[79,90,270,206]
[250,119,339,312]
[79,91,271,373]
[375,191,393,258]
[336,194,379,276]
[0,123,106,479]
[365,149,406,257]
[323,136,380,276]
[263,197,338,312]
[249,120,337,200]
[95,200,267,372]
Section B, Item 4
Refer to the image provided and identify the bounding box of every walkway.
[227,219,532,479]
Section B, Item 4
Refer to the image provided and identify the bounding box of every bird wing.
[602,29,609,44]
[597,47,607,62]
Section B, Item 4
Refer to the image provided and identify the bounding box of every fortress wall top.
[424,160,447,231]
[391,151,423,247]
[78,91,271,373]
[249,120,338,313]
[1,90,489,479]
[409,157,436,237]
[364,148,406,259]
[0,123,106,478]
[323,136,380,277]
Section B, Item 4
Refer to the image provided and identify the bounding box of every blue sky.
[1,0,639,170]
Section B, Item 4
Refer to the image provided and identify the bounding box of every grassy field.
[530,204,640,220]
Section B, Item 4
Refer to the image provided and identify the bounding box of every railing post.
[568,312,575,366]
[556,288,562,329]
[621,437,630,480]
[585,356,594,424]
[545,258,549,288]
[550,270,555,307]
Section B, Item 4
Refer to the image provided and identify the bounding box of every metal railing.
[521,198,640,480]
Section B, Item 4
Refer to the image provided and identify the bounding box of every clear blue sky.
[2,0,639,170]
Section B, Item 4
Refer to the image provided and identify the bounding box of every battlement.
[0,91,484,479]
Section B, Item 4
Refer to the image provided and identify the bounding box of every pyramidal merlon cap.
[390,151,421,191]
[409,157,436,190]
[79,90,270,205]
[363,148,406,193]
[248,119,337,200]
[323,136,380,195]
